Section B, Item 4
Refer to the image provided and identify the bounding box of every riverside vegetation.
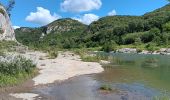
[0,41,37,87]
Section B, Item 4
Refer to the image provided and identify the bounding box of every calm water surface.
[33,53,170,100]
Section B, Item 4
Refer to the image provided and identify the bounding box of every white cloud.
[73,13,99,25]
[25,7,61,25]
[13,26,20,29]
[108,10,117,16]
[61,0,102,13]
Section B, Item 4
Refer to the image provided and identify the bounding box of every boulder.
[165,48,170,53]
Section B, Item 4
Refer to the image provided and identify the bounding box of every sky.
[0,0,169,28]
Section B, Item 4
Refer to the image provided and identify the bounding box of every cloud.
[25,7,61,25]
[61,0,102,13]
[108,10,117,16]
[13,26,20,29]
[73,13,99,25]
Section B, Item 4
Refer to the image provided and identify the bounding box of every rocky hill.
[15,4,170,50]
[46,18,87,34]
[0,4,15,41]
[15,18,87,48]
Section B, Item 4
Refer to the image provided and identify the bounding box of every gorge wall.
[0,5,15,41]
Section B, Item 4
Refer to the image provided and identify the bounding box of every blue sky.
[0,0,169,28]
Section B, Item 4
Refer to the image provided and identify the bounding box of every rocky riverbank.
[115,48,170,55]
[6,51,104,100]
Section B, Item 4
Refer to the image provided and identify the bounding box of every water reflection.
[96,53,170,91]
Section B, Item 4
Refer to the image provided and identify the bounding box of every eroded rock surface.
[0,5,15,40]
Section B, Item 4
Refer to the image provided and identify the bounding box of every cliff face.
[0,5,15,41]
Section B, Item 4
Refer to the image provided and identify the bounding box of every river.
[29,53,170,100]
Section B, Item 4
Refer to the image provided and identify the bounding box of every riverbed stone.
[165,48,170,53]
[117,48,137,53]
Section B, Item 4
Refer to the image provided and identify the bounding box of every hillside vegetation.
[15,4,170,52]
[15,18,87,50]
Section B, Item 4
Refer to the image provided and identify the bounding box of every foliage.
[153,96,170,100]
[6,0,15,17]
[145,43,159,51]
[81,53,108,62]
[15,19,87,51]
[101,41,117,52]
[0,40,18,52]
[0,28,3,34]
[0,8,5,15]
[163,21,170,32]
[0,56,36,86]
[0,56,35,75]
[48,50,58,59]
[99,84,112,91]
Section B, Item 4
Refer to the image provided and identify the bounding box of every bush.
[141,32,155,43]
[0,50,5,56]
[163,22,170,32]
[99,84,112,91]
[0,56,36,75]
[0,28,4,34]
[49,39,57,46]
[137,49,142,53]
[123,36,135,44]
[145,43,158,52]
[101,42,117,53]
[150,27,161,36]
[48,50,58,59]
[0,56,36,86]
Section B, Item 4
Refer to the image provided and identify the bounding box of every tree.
[163,22,170,32]
[6,0,15,17]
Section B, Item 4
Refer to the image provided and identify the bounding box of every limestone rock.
[0,5,15,41]
[117,48,137,53]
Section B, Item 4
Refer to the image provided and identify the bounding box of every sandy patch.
[10,93,39,100]
[31,51,104,85]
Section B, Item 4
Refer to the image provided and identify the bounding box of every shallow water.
[33,53,170,100]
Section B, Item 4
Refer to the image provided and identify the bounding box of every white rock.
[100,60,110,64]
[0,5,15,41]
[10,93,39,100]
[117,48,137,53]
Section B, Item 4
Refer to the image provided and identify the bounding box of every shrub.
[141,32,155,43]
[0,50,5,56]
[153,96,170,100]
[99,84,112,91]
[153,36,162,45]
[48,50,58,59]
[150,27,161,36]
[123,36,135,44]
[0,28,4,34]
[145,43,158,52]
[0,56,36,75]
[0,56,36,86]
[49,39,57,46]
[137,49,142,53]
[101,42,117,53]
[163,22,170,32]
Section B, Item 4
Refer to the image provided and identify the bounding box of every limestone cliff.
[0,5,15,41]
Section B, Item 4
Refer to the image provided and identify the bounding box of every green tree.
[101,41,117,52]
[163,22,170,32]
[6,0,15,17]
[150,27,161,36]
